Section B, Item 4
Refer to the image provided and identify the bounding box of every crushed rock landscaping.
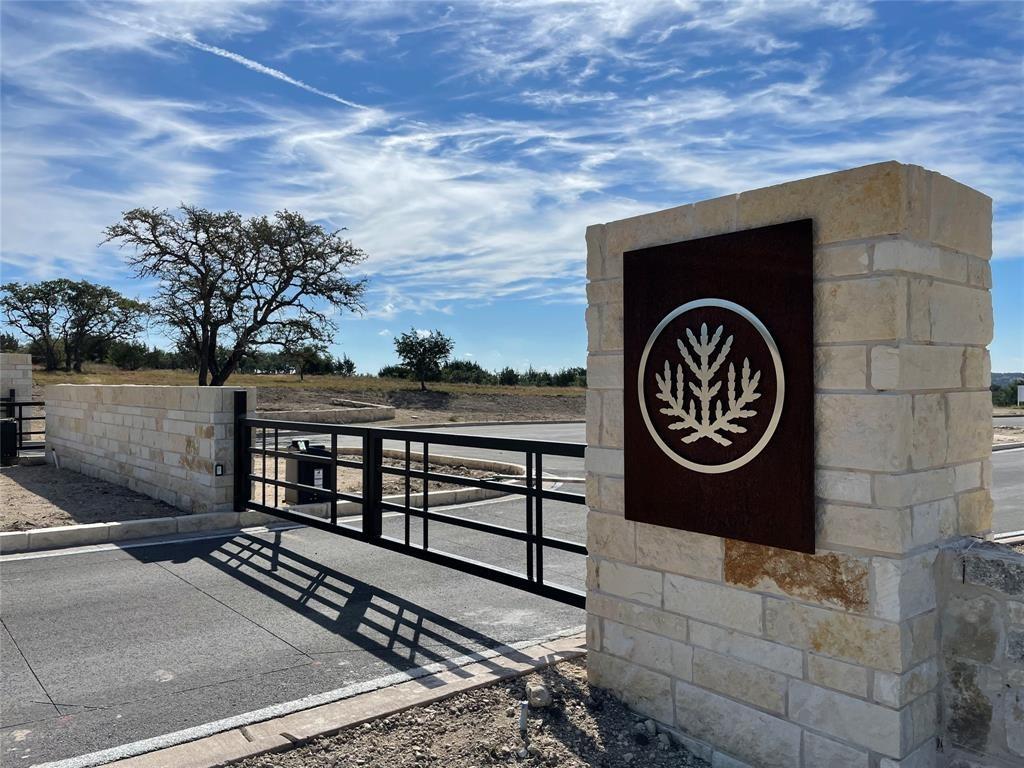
[236,657,708,768]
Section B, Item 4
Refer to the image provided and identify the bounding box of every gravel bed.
[236,657,708,768]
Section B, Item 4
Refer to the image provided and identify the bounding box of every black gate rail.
[1,389,45,451]
[233,391,587,607]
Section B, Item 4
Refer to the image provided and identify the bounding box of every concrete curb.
[0,455,533,555]
[992,442,1024,452]
[95,633,587,768]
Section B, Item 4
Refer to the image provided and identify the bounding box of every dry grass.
[33,365,584,399]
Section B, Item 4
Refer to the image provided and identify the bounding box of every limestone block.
[723,539,869,612]
[911,393,947,470]
[815,394,912,472]
[874,659,939,708]
[911,498,957,547]
[635,524,723,581]
[958,490,993,536]
[764,598,904,671]
[588,651,673,723]
[586,306,600,352]
[967,256,992,288]
[946,391,993,464]
[808,654,869,697]
[596,560,662,607]
[815,469,873,505]
[692,648,787,714]
[603,202,695,277]
[909,280,992,345]
[814,243,870,277]
[599,389,623,448]
[674,681,801,768]
[815,346,867,389]
[587,354,622,389]
[664,575,762,635]
[961,347,991,389]
[803,730,870,767]
[789,680,907,757]
[736,162,925,246]
[818,503,912,555]
[585,447,623,478]
[878,740,937,768]
[586,278,621,306]
[688,620,803,677]
[873,239,968,282]
[587,593,687,643]
[600,302,624,352]
[601,619,674,673]
[587,511,636,563]
[815,278,907,343]
[873,468,954,507]
[585,391,601,445]
[871,344,964,391]
[598,475,624,514]
[585,223,607,280]
[871,552,938,621]
[928,171,992,258]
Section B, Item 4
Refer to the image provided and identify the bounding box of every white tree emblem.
[654,322,762,446]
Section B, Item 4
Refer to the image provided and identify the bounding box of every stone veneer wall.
[938,543,1024,767]
[46,385,255,514]
[584,162,994,767]
[1,352,34,402]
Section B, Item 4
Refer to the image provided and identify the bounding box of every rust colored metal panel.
[623,219,814,553]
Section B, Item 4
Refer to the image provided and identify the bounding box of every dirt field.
[0,464,180,531]
[236,657,708,768]
[994,424,1024,444]
[33,368,585,425]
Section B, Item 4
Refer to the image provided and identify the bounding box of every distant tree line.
[992,379,1023,407]
[0,279,148,371]
[378,360,586,388]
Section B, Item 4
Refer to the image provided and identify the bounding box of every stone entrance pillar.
[585,162,993,767]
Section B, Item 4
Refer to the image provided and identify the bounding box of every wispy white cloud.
[1,0,1021,330]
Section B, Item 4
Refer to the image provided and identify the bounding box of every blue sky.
[1,0,1022,373]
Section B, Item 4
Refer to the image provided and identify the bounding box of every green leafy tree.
[393,329,454,391]
[337,354,356,377]
[0,332,21,352]
[1,280,146,371]
[497,366,520,386]
[1,281,65,369]
[104,205,368,386]
[109,341,149,371]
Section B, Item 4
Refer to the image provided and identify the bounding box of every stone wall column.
[585,162,993,768]
[0,352,34,402]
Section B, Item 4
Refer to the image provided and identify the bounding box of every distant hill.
[992,372,1024,388]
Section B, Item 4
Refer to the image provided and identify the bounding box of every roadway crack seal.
[32,625,585,768]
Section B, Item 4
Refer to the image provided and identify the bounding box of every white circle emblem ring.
[638,298,785,474]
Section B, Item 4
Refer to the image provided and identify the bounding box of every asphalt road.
[2,421,1020,766]
[995,416,1024,427]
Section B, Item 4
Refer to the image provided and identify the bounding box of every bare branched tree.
[104,206,368,386]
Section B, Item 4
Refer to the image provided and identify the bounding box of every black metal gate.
[233,391,587,607]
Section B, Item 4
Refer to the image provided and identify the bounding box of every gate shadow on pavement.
[127,530,546,681]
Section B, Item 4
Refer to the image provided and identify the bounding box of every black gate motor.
[290,440,332,503]
[0,419,18,467]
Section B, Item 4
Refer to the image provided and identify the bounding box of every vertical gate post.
[233,390,249,512]
[362,431,383,538]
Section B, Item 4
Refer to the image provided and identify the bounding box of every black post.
[362,432,382,538]
[4,388,14,419]
[233,390,249,512]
